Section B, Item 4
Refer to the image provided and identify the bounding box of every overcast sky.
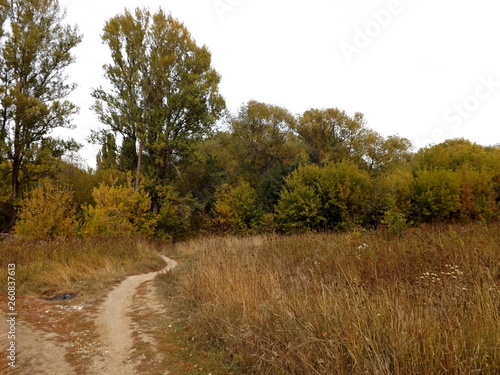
[57,0,500,167]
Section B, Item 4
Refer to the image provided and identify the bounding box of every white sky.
[57,0,500,168]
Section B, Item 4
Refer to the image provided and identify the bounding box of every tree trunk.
[11,161,20,202]
[135,138,143,191]
[9,155,21,229]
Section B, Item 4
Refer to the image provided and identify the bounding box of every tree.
[213,179,262,233]
[414,139,488,172]
[275,162,371,232]
[457,164,497,222]
[411,170,461,222]
[96,132,119,171]
[227,101,301,184]
[411,140,499,222]
[360,132,412,174]
[0,0,82,204]
[156,184,193,240]
[294,108,367,164]
[92,8,225,205]
[14,179,77,239]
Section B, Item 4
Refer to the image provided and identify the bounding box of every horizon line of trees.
[0,1,499,239]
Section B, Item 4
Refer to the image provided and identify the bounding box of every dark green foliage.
[275,162,371,232]
[156,184,193,241]
[213,180,263,234]
[411,170,461,222]
[96,133,118,170]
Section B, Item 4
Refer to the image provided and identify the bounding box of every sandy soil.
[91,255,177,375]
[0,255,178,375]
[0,319,76,375]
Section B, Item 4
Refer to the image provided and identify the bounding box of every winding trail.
[1,255,178,374]
[91,255,178,375]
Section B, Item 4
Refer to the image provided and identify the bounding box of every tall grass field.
[176,223,500,374]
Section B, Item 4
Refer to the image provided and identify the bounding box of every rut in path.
[91,255,178,375]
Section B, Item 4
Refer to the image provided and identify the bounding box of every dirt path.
[91,255,178,375]
[1,255,178,375]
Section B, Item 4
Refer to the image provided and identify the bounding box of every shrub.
[156,184,193,241]
[275,162,371,232]
[458,165,498,222]
[15,179,78,239]
[411,170,461,222]
[82,181,156,237]
[213,180,262,233]
[381,195,409,238]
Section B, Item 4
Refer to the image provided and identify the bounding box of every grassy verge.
[148,252,249,375]
[171,223,500,374]
[0,236,165,296]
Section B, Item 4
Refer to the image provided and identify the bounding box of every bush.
[82,181,156,237]
[458,165,498,222]
[156,184,193,241]
[411,170,461,222]
[381,195,409,238]
[15,179,78,239]
[213,180,263,233]
[275,162,371,232]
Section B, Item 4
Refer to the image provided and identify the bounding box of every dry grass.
[175,223,500,374]
[0,236,165,296]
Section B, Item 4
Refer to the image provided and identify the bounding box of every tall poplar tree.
[0,0,82,203]
[92,8,225,201]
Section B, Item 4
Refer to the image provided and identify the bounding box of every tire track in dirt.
[90,255,178,375]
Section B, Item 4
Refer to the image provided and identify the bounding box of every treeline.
[0,2,499,239]
[8,111,500,240]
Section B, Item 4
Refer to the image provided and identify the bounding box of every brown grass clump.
[176,223,500,374]
[0,236,165,296]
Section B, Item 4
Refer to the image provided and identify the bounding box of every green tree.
[275,162,371,232]
[294,108,367,164]
[96,133,118,170]
[156,184,193,241]
[366,165,413,227]
[0,0,82,203]
[361,131,412,174]
[213,179,262,234]
[227,101,302,183]
[55,161,96,214]
[92,8,225,204]
[411,170,461,222]
[414,139,487,172]
[412,139,499,222]
[14,179,77,239]
[22,138,81,186]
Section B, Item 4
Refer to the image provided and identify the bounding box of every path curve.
[92,255,178,375]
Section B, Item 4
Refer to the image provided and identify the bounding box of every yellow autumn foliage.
[82,182,156,237]
[15,179,78,239]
